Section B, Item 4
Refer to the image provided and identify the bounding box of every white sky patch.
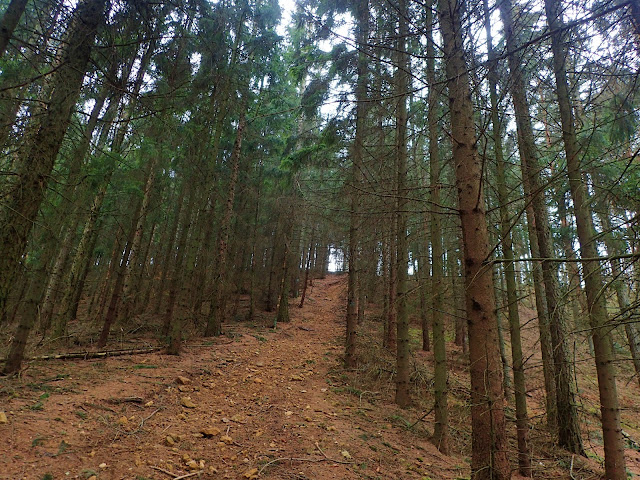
[276,0,296,37]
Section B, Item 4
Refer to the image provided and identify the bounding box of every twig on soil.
[258,443,355,476]
[150,465,178,477]
[410,406,434,428]
[150,466,204,479]
[107,396,144,404]
[569,455,576,480]
[174,471,204,480]
[137,408,160,429]
[258,457,324,476]
[314,442,353,464]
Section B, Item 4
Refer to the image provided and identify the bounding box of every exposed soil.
[1,275,639,480]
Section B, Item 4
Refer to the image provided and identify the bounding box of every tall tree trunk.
[247,165,263,320]
[53,179,111,338]
[346,0,368,368]
[418,243,430,352]
[437,0,509,477]
[205,113,246,336]
[0,0,108,321]
[545,0,626,476]
[499,0,562,436]
[38,85,110,332]
[394,0,410,407]
[426,0,448,453]
[484,0,530,472]
[558,190,591,352]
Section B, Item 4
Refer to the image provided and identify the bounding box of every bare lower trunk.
[98,221,135,348]
[426,0,448,453]
[205,113,246,336]
[484,1,530,470]
[394,0,410,407]
[165,193,194,356]
[438,0,509,477]
[545,0,626,476]
[2,270,46,374]
[597,206,640,386]
[499,0,560,435]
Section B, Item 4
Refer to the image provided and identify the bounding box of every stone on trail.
[201,427,221,438]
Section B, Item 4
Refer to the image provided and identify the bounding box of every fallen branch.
[258,457,324,476]
[107,396,144,404]
[28,346,163,361]
[150,466,203,479]
[150,466,177,477]
[174,471,203,480]
[410,406,434,428]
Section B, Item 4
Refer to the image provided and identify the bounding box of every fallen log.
[26,346,163,361]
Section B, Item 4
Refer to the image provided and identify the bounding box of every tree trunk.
[499,0,562,436]
[3,268,46,374]
[0,0,29,58]
[119,156,158,322]
[299,228,315,308]
[205,113,246,336]
[437,0,509,477]
[545,0,626,476]
[426,0,448,453]
[394,0,410,408]
[597,203,640,386]
[418,246,430,352]
[166,189,194,356]
[346,0,368,368]
[484,0,530,472]
[0,0,107,319]
[98,215,136,347]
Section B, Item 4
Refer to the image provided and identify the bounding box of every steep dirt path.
[1,275,463,480]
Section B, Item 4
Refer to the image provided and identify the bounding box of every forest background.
[1,0,640,479]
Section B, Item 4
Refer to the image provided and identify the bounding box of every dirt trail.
[1,275,462,480]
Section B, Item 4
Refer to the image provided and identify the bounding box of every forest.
[1,0,639,479]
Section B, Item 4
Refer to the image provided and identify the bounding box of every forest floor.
[1,275,640,480]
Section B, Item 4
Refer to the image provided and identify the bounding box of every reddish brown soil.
[1,275,639,480]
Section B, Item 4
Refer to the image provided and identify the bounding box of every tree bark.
[165,189,194,356]
[426,0,448,453]
[484,0,531,473]
[0,0,108,320]
[205,113,246,336]
[499,0,567,437]
[437,0,510,477]
[346,0,368,369]
[544,0,626,476]
[0,0,28,58]
[394,0,410,408]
